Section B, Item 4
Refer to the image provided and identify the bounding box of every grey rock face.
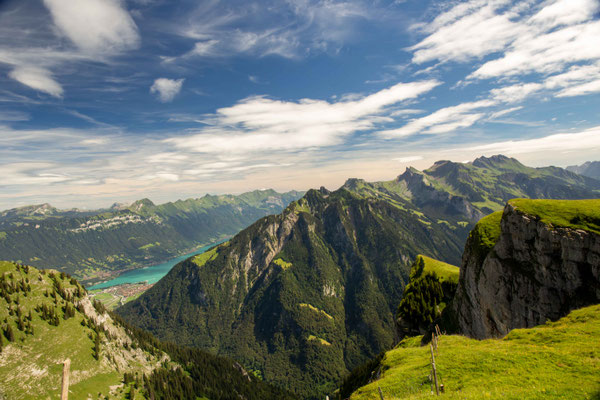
[453,203,600,339]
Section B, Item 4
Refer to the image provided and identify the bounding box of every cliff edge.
[452,199,600,339]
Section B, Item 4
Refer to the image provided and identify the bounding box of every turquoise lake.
[88,240,226,290]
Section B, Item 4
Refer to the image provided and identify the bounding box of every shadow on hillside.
[591,390,600,400]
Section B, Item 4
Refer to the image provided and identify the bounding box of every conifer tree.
[5,324,15,342]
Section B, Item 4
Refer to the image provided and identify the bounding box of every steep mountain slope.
[567,160,600,180]
[452,199,600,339]
[348,304,600,400]
[119,187,467,399]
[119,156,600,399]
[0,261,295,400]
[0,190,302,285]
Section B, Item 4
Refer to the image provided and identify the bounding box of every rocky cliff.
[452,199,600,339]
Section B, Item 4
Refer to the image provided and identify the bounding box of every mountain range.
[0,190,302,285]
[567,160,600,180]
[118,155,600,399]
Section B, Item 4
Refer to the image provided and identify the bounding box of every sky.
[0,0,599,210]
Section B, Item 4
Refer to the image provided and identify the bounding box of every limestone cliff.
[452,199,600,339]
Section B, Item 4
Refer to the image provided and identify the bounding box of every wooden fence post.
[61,358,70,400]
[430,344,439,396]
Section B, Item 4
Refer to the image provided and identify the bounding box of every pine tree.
[5,324,15,342]
[93,332,101,360]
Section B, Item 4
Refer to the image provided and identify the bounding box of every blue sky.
[1,0,599,209]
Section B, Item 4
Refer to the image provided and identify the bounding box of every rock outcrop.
[453,200,600,339]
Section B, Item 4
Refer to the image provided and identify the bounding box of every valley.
[0,190,302,286]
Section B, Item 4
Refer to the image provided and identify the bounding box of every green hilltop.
[509,198,600,235]
[0,260,155,399]
[349,304,600,400]
[408,255,459,284]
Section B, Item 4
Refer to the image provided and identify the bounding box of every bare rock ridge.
[452,199,600,339]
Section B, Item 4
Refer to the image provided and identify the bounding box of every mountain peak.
[566,160,600,180]
[109,202,129,210]
[396,166,424,182]
[472,154,519,168]
[129,198,155,212]
[343,177,367,191]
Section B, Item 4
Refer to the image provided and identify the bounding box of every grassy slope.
[510,198,600,235]
[0,261,155,399]
[469,211,503,256]
[411,255,459,284]
[351,304,600,400]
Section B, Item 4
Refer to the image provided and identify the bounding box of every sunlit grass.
[351,304,600,399]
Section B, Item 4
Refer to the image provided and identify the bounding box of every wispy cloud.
[0,0,140,96]
[464,125,600,155]
[378,100,495,138]
[172,0,382,60]
[165,80,441,153]
[411,0,600,98]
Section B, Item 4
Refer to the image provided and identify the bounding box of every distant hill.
[0,190,302,285]
[566,160,600,180]
[0,261,295,399]
[118,155,600,399]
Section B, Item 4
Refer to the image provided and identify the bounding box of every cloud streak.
[165,80,441,153]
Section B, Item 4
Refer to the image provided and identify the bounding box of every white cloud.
[8,67,64,98]
[378,100,495,138]
[465,126,600,155]
[490,82,543,103]
[43,0,140,54]
[150,78,185,102]
[165,80,440,153]
[410,0,520,64]
[543,63,600,97]
[471,19,600,79]
[528,0,598,30]
[411,0,600,101]
[488,106,523,119]
[555,79,600,97]
[0,0,139,97]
